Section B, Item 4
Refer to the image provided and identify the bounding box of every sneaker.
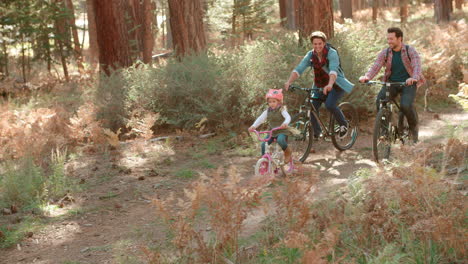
[410,126,419,144]
[335,125,348,139]
[313,133,323,141]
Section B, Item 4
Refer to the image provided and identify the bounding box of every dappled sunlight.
[119,139,176,169]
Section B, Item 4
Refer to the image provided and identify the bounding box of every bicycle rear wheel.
[373,108,393,163]
[290,112,314,163]
[331,102,359,151]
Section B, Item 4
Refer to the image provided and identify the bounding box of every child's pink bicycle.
[251,127,295,177]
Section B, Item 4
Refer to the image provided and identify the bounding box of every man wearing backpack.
[284,31,355,139]
[359,27,425,143]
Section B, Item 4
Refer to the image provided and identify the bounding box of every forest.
[0,0,467,263]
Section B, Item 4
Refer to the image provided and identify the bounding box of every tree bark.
[297,0,334,41]
[400,0,408,23]
[92,0,133,75]
[2,40,9,76]
[372,0,378,21]
[65,0,84,71]
[86,0,99,67]
[168,0,206,57]
[434,0,451,23]
[142,0,154,64]
[340,0,353,19]
[286,0,296,30]
[279,0,287,27]
[54,0,70,81]
[455,0,463,9]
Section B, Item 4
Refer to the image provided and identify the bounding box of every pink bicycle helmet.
[265,89,283,103]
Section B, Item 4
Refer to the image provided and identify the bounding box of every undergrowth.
[146,136,467,263]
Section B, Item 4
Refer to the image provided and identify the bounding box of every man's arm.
[364,49,387,80]
[408,46,423,81]
[284,51,313,90]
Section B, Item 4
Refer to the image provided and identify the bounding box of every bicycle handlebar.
[289,85,323,93]
[363,81,407,86]
[250,127,283,142]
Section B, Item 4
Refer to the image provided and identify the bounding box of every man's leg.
[375,86,387,112]
[400,84,418,142]
[325,86,347,127]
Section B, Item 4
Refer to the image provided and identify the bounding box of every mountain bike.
[288,85,359,162]
[251,127,294,177]
[365,81,415,163]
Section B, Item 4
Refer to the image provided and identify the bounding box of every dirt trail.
[1,109,466,264]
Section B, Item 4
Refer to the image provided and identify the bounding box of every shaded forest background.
[0,1,467,263]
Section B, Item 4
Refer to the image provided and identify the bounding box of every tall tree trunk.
[126,0,143,59]
[340,0,353,19]
[54,0,70,81]
[2,40,9,77]
[400,0,408,23]
[142,0,154,64]
[279,0,287,27]
[297,0,334,41]
[286,0,296,30]
[21,37,27,83]
[168,0,206,57]
[434,0,451,23]
[92,0,133,75]
[86,0,99,67]
[232,0,239,47]
[65,0,84,71]
[455,0,463,9]
[372,0,378,21]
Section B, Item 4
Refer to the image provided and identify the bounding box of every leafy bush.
[0,157,45,209]
[125,34,313,131]
[0,150,74,210]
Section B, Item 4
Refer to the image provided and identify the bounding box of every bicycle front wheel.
[373,108,392,163]
[290,112,314,163]
[331,102,359,151]
[254,158,271,176]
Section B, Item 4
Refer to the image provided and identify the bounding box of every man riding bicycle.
[284,31,355,139]
[359,27,425,143]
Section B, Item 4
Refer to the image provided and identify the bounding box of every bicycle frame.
[291,86,335,137]
[369,81,409,138]
[252,127,284,164]
[366,81,412,162]
[251,127,293,175]
[371,81,406,114]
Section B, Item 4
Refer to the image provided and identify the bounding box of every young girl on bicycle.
[248,89,293,164]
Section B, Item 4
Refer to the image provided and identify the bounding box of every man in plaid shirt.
[359,27,425,143]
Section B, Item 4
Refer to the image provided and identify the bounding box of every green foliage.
[45,148,72,200]
[125,34,311,130]
[330,22,388,110]
[0,215,46,248]
[95,70,129,131]
[0,0,73,79]
[0,150,73,210]
[175,169,197,179]
[0,156,45,208]
[206,0,276,39]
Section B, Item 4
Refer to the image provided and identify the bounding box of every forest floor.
[1,103,467,264]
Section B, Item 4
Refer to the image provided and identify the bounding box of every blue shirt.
[293,48,355,93]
